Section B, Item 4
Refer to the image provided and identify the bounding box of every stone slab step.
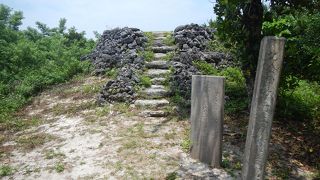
[154,53,166,60]
[134,99,169,108]
[146,69,170,78]
[154,37,166,40]
[152,46,175,53]
[151,78,166,85]
[139,110,168,117]
[140,87,168,99]
[146,60,169,69]
[153,39,165,47]
[150,85,165,89]
[152,31,170,38]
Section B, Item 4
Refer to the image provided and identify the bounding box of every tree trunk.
[242,0,264,103]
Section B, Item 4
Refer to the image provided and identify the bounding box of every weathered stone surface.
[139,110,168,117]
[169,24,234,107]
[177,153,235,179]
[145,61,169,69]
[86,27,147,75]
[242,36,285,180]
[151,78,166,85]
[190,75,225,168]
[152,31,168,38]
[141,87,168,99]
[146,69,170,78]
[174,24,214,51]
[154,53,167,60]
[134,99,169,108]
[151,46,175,53]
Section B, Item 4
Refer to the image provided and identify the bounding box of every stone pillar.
[242,36,285,180]
[190,75,225,168]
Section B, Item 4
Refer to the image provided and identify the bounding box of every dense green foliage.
[193,61,247,113]
[213,1,320,132]
[0,4,95,126]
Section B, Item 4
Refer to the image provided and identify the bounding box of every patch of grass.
[52,101,96,116]
[163,52,175,61]
[181,127,191,152]
[119,139,140,152]
[16,133,55,150]
[0,165,13,177]
[164,131,176,140]
[0,116,42,132]
[112,103,128,113]
[139,75,152,88]
[166,172,177,180]
[44,150,65,159]
[170,92,190,118]
[105,68,118,79]
[124,122,156,138]
[54,162,65,173]
[163,33,175,46]
[81,84,101,95]
[138,50,155,62]
[112,103,134,116]
[96,105,111,117]
[144,32,155,47]
[193,60,218,75]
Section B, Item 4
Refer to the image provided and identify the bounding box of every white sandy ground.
[1,75,235,180]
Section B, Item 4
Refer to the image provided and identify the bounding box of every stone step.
[146,69,170,78]
[154,53,167,60]
[151,46,175,53]
[150,85,165,89]
[151,78,166,85]
[139,110,168,117]
[140,87,169,99]
[134,99,169,108]
[152,31,169,38]
[146,60,169,69]
[154,37,166,40]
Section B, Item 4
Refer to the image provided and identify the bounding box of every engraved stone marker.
[242,36,285,180]
[190,75,225,168]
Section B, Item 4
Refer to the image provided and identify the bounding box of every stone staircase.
[134,32,174,117]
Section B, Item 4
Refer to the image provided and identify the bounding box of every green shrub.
[219,67,248,114]
[164,52,175,61]
[55,162,65,173]
[138,50,154,62]
[0,4,95,130]
[105,68,118,78]
[277,80,320,133]
[144,32,154,47]
[139,75,151,88]
[0,165,13,177]
[193,61,248,114]
[193,60,218,75]
[163,33,175,46]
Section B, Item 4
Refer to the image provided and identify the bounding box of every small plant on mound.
[144,32,155,47]
[105,68,118,79]
[138,50,154,62]
[219,67,248,114]
[55,162,65,173]
[193,60,218,75]
[163,32,175,46]
[193,61,248,114]
[139,75,152,88]
[0,165,13,177]
[164,52,175,61]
